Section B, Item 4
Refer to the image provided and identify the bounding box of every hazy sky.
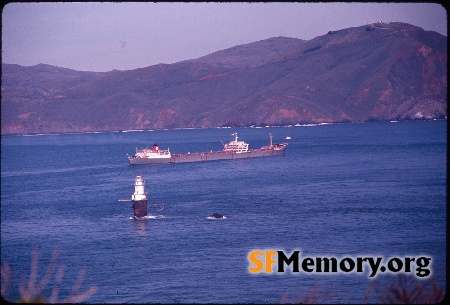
[2,2,447,72]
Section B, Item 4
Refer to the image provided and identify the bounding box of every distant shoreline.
[1,118,446,137]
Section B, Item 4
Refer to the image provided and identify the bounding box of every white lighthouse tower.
[131,174,148,218]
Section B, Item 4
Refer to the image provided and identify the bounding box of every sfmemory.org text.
[248,250,431,278]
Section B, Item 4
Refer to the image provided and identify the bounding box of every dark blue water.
[1,121,446,303]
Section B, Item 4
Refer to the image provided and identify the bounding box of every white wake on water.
[129,215,165,220]
[204,216,227,220]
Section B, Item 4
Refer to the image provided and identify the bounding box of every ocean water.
[1,120,446,303]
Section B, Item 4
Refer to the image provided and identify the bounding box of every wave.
[22,133,62,136]
[294,122,334,127]
[129,215,165,220]
[143,215,165,219]
[20,131,110,136]
[84,131,108,134]
[204,216,227,220]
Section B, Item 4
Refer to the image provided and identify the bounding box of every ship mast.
[232,132,238,142]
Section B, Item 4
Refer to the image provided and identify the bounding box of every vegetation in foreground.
[280,274,445,304]
[1,246,445,303]
[1,246,97,303]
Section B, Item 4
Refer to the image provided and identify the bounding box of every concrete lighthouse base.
[132,200,148,218]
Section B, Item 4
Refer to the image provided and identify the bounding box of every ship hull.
[129,145,287,165]
[128,157,171,165]
[132,200,148,218]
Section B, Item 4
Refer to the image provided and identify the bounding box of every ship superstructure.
[223,133,249,153]
[128,144,171,165]
[127,133,287,165]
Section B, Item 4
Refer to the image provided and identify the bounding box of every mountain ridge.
[1,22,447,135]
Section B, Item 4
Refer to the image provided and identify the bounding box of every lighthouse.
[131,174,148,218]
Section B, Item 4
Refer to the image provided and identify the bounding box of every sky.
[2,2,447,72]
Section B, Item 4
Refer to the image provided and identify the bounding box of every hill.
[1,22,446,135]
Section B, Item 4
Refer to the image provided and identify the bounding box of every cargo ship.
[127,133,287,165]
